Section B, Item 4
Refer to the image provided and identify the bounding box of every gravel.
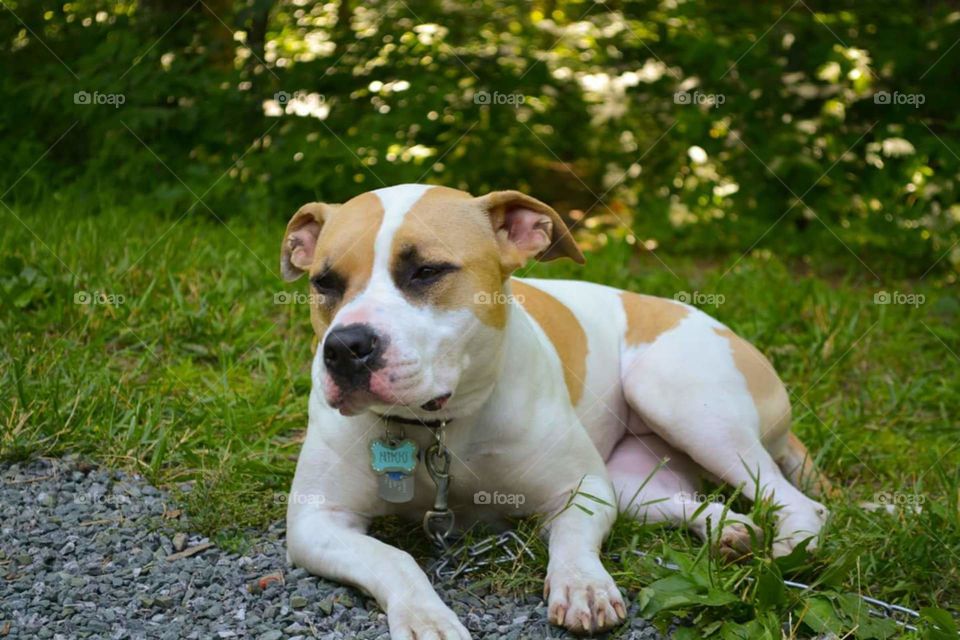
[0,457,665,639]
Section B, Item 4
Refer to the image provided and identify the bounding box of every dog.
[282,184,830,639]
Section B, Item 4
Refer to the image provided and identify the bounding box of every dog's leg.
[607,433,758,559]
[287,507,470,640]
[541,474,627,634]
[622,349,827,557]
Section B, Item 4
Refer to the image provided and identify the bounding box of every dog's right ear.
[280,202,339,281]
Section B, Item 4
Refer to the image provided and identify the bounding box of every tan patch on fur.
[713,327,792,442]
[782,432,836,498]
[307,192,384,335]
[621,293,689,345]
[512,280,587,405]
[391,186,508,328]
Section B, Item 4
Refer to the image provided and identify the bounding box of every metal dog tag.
[370,437,418,504]
[378,471,415,503]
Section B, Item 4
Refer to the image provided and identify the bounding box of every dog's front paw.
[387,597,471,640]
[544,557,626,634]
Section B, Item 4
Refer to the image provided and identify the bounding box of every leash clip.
[423,421,455,547]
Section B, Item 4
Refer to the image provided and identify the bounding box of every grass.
[1,202,958,638]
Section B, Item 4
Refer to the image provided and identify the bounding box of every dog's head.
[280,184,583,417]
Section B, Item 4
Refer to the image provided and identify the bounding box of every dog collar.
[376,413,450,430]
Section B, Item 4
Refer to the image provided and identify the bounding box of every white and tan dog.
[282,184,830,639]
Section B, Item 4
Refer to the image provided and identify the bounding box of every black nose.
[323,324,383,385]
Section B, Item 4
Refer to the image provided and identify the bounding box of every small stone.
[290,595,308,610]
[318,596,334,616]
[257,631,282,640]
[172,532,188,552]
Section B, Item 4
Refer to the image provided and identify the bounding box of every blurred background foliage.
[2,0,959,279]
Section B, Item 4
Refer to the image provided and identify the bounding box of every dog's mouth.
[420,393,451,412]
[327,384,452,416]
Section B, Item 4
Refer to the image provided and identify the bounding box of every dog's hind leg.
[607,431,758,560]
[774,432,835,498]
[618,312,828,556]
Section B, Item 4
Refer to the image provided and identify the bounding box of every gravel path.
[0,458,665,639]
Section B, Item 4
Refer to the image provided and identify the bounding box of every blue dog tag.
[370,439,418,474]
[371,439,418,503]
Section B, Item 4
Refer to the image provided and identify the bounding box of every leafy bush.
[1,0,958,276]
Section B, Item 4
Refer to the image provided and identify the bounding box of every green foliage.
[1,1,958,276]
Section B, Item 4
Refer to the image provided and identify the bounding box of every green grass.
[2,203,958,638]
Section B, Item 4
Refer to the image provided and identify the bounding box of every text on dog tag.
[377,471,416,503]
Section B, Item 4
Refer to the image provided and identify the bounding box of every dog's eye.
[310,271,345,300]
[410,264,456,285]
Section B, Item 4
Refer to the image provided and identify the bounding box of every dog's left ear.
[280,202,340,281]
[475,190,584,272]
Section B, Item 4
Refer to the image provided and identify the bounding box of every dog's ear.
[280,202,339,281]
[475,190,584,272]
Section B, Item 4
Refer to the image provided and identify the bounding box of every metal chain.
[430,530,536,582]
[632,551,921,631]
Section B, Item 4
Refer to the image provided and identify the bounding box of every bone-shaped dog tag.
[370,438,418,504]
[378,471,415,503]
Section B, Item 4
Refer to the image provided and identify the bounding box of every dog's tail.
[777,432,836,498]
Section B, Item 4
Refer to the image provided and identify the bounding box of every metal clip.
[423,421,454,547]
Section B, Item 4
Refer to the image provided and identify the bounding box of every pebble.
[0,458,665,639]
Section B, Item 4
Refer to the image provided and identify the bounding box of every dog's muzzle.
[322,323,385,389]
